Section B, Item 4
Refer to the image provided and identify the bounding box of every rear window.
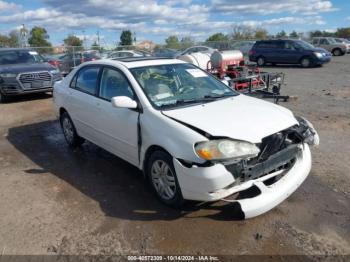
[71,66,100,95]
[0,50,45,65]
[255,41,281,49]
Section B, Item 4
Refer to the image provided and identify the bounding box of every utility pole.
[97,30,100,46]
[19,24,28,47]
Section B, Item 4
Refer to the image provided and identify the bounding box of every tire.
[147,150,184,207]
[300,57,313,68]
[59,112,85,148]
[257,56,266,67]
[332,48,343,56]
[0,91,7,103]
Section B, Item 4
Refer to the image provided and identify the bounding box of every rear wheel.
[332,48,342,56]
[257,56,266,67]
[300,57,312,68]
[147,151,184,207]
[60,112,85,148]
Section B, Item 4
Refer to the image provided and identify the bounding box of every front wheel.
[300,57,312,68]
[60,112,85,148]
[332,48,342,56]
[147,151,184,207]
[0,91,7,103]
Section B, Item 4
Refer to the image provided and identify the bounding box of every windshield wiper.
[159,95,235,109]
[159,98,209,109]
[203,94,235,100]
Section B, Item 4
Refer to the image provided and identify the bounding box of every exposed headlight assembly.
[0,73,17,78]
[195,139,260,161]
[297,116,320,146]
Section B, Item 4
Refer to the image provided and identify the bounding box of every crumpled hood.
[0,63,55,74]
[162,95,298,143]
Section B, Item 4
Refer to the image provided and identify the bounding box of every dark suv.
[0,48,62,102]
[249,39,332,68]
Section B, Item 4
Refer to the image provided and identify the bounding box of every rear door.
[319,38,330,51]
[261,41,280,63]
[66,65,102,143]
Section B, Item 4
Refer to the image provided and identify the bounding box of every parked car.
[58,52,100,76]
[0,48,62,102]
[334,38,350,53]
[43,54,62,68]
[230,41,256,56]
[312,37,348,56]
[152,48,180,58]
[53,57,319,219]
[249,39,331,68]
[107,50,147,59]
[176,46,216,57]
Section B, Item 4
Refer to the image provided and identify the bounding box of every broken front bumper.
[173,143,311,219]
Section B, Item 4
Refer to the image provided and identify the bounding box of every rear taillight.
[248,50,255,56]
[49,61,60,67]
[81,58,85,63]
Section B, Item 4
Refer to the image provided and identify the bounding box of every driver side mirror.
[111,96,138,109]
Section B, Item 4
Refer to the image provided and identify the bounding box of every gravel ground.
[0,56,349,257]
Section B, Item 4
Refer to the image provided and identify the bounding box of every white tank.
[210,50,243,68]
[178,52,211,70]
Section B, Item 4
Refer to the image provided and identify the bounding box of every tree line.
[1,25,349,52]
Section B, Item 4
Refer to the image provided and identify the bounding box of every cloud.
[42,0,209,24]
[211,0,336,15]
[0,0,21,12]
[0,0,335,43]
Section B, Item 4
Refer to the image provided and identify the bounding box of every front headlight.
[0,73,17,78]
[313,52,323,58]
[49,69,60,75]
[297,117,320,146]
[195,139,260,161]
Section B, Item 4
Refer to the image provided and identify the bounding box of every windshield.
[295,40,315,50]
[130,63,238,110]
[335,38,349,43]
[0,50,45,65]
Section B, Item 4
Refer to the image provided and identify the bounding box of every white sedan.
[53,57,319,219]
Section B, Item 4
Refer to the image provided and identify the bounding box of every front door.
[95,66,139,165]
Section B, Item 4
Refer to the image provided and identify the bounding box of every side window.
[320,39,328,45]
[74,66,100,95]
[99,68,134,101]
[312,39,318,45]
[284,42,295,50]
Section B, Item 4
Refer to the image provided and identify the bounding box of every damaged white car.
[53,57,319,219]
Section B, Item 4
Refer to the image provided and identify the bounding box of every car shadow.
[7,120,245,221]
[3,92,52,104]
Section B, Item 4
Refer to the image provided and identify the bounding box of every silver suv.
[312,37,348,56]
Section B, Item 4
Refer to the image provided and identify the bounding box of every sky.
[0,0,349,46]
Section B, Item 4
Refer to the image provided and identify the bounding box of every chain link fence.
[3,37,308,75]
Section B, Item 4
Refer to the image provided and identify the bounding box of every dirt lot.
[0,56,349,257]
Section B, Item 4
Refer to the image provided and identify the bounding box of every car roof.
[87,57,186,68]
